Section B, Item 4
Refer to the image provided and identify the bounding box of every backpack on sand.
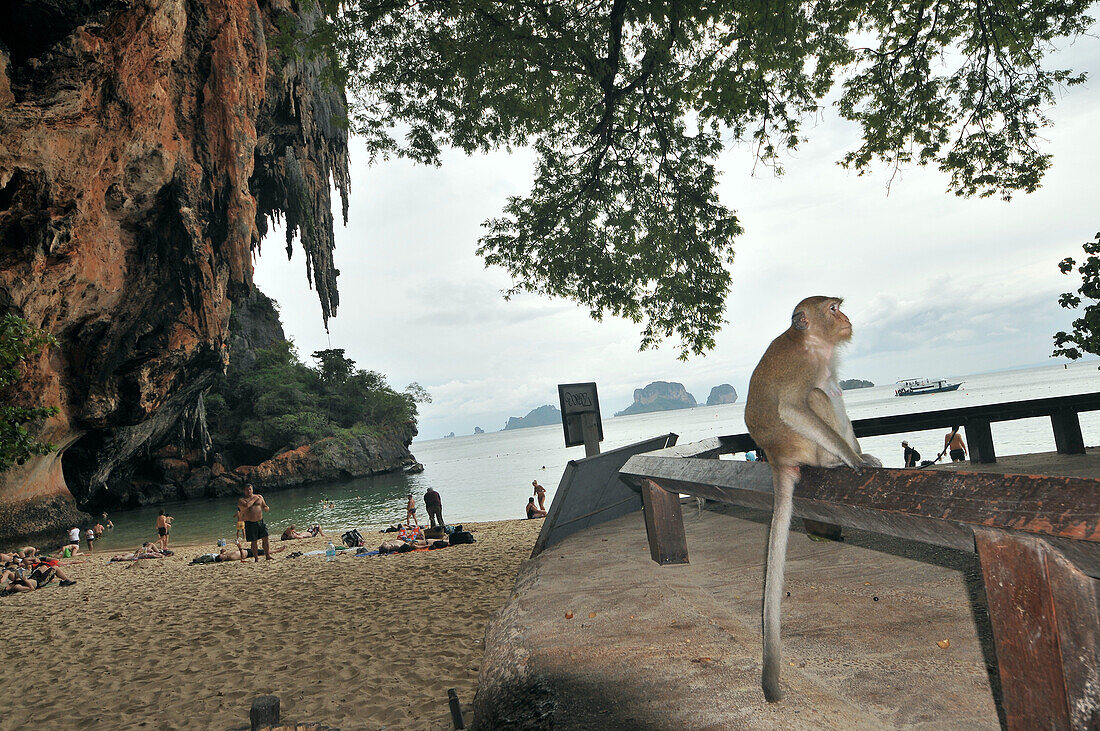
[342,529,364,548]
[449,530,475,545]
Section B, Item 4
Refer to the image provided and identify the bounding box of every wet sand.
[0,519,542,730]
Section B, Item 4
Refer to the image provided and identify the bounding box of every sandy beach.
[0,519,543,730]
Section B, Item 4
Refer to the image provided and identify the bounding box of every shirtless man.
[238,484,273,562]
[154,510,174,551]
[532,480,547,511]
[405,493,419,528]
[526,497,547,519]
[944,429,968,462]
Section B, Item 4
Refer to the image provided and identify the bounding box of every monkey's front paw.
[860,454,882,468]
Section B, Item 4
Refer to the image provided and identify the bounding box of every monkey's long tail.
[762,466,797,702]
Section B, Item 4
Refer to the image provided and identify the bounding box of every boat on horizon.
[894,377,963,397]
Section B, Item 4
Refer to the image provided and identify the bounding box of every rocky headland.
[615,381,697,416]
[0,0,369,542]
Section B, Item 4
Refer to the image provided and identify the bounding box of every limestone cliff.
[0,0,349,541]
[615,382,696,417]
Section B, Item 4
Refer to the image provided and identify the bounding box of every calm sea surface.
[86,360,1100,551]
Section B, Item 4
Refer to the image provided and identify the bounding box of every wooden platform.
[474,504,1004,729]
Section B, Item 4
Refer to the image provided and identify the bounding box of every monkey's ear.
[792,311,809,330]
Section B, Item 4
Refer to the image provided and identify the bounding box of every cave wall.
[0,0,349,542]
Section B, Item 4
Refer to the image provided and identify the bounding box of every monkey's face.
[825,299,852,341]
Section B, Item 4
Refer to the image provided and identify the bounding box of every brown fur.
[744,295,879,702]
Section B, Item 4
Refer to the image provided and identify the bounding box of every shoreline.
[0,518,544,730]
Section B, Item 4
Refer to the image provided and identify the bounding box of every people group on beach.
[1,550,78,595]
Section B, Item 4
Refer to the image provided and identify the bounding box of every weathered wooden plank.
[975,530,1100,730]
[640,479,688,565]
[620,456,1100,576]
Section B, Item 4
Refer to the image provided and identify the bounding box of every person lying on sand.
[280,524,324,541]
[1,559,76,594]
[109,542,170,562]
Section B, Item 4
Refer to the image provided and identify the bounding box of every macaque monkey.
[744,296,880,702]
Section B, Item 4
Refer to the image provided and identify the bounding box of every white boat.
[894,378,963,397]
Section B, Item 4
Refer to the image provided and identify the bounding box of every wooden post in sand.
[250,695,280,730]
[448,688,465,729]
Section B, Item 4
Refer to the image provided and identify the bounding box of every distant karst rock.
[706,384,738,406]
[445,432,456,439]
[840,379,875,390]
[616,382,696,416]
[503,405,562,430]
[474,427,485,435]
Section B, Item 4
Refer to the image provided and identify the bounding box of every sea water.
[86,360,1100,551]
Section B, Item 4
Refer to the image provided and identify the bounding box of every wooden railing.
[696,390,1100,463]
[618,451,1100,729]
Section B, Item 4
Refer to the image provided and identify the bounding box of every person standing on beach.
[423,487,444,528]
[238,484,273,562]
[155,510,174,551]
[532,480,547,512]
[405,493,420,528]
[944,430,968,462]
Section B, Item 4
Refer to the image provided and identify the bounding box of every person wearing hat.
[902,441,921,467]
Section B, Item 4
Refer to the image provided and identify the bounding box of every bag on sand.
[430,540,449,550]
[449,530,475,545]
[342,529,364,548]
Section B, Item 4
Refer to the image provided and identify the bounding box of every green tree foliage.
[292,0,1091,357]
[1054,232,1100,361]
[206,340,430,454]
[0,314,60,472]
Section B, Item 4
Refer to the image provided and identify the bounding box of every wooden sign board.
[558,382,604,449]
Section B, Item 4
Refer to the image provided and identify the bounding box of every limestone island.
[840,379,875,390]
[503,405,562,430]
[706,384,738,405]
[616,381,697,416]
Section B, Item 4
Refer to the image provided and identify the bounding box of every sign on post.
[558,382,603,456]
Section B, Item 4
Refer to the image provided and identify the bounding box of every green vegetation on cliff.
[204,342,429,462]
[0,315,59,472]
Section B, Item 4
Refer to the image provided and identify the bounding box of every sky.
[254,36,1100,441]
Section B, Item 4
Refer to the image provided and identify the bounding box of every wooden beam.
[1052,408,1086,455]
[640,478,688,565]
[619,456,1100,577]
[965,420,996,463]
[975,530,1100,730]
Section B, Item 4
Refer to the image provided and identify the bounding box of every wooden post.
[974,529,1100,730]
[640,478,688,565]
[250,695,280,730]
[964,420,996,463]
[448,688,465,729]
[1052,408,1086,455]
[581,411,600,457]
